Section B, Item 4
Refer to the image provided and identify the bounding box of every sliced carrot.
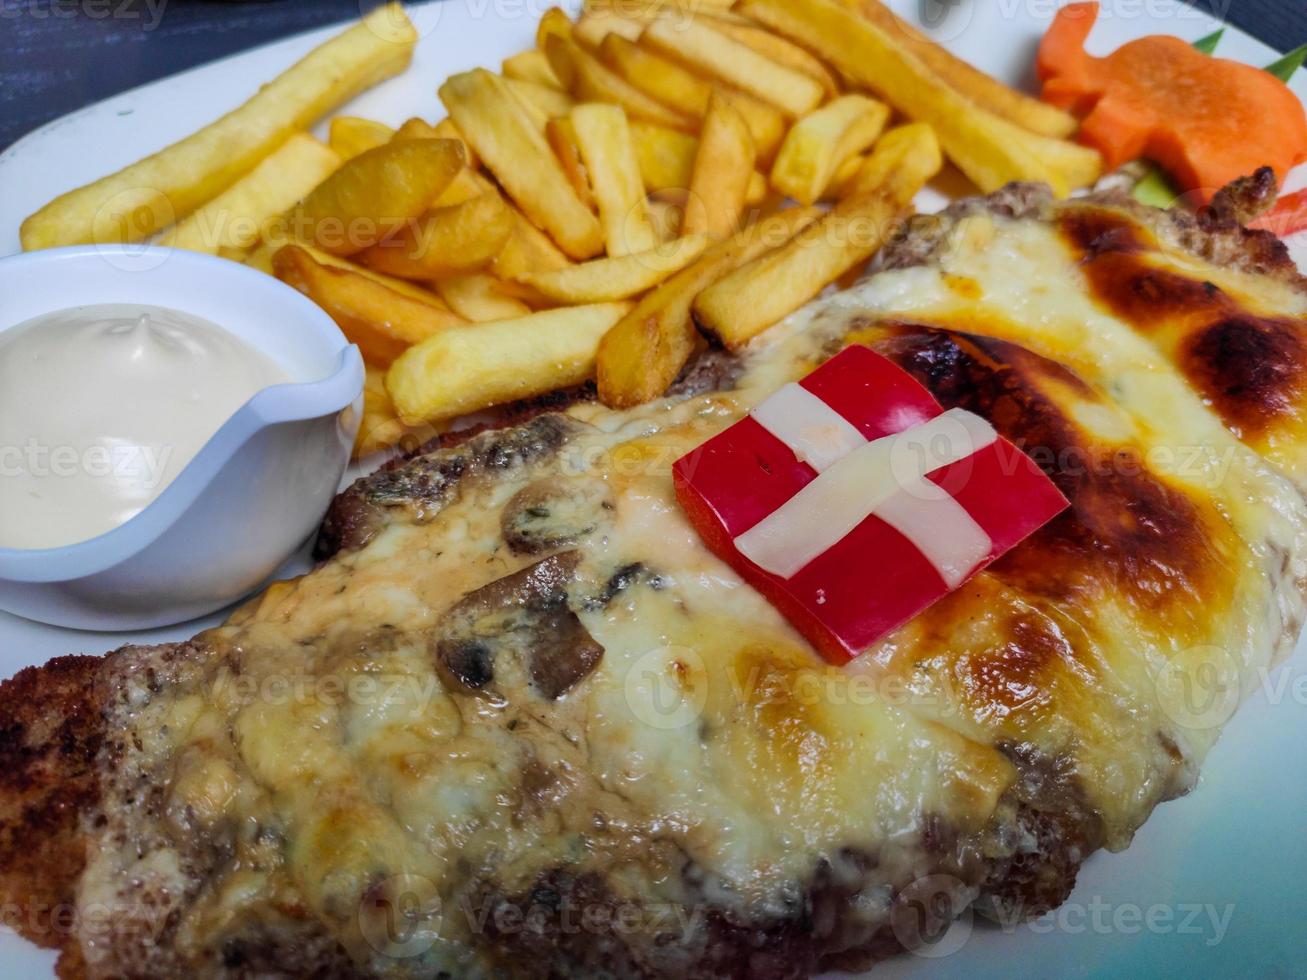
[1038,2,1307,202]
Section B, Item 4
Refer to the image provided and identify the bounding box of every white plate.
[1,2,1305,977]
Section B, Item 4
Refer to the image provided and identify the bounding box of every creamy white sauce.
[0,304,286,549]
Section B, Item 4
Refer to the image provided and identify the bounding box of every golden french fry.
[492,209,575,279]
[740,0,1100,195]
[546,34,696,131]
[701,15,840,95]
[770,94,890,205]
[597,33,711,117]
[597,206,822,407]
[503,48,564,89]
[574,7,649,47]
[432,118,479,169]
[841,122,942,199]
[827,151,865,197]
[842,0,1078,138]
[439,69,603,259]
[158,134,341,258]
[504,76,577,129]
[387,302,633,422]
[358,189,514,278]
[435,274,535,321]
[537,6,575,47]
[693,168,927,348]
[273,245,465,367]
[721,89,787,165]
[516,234,709,302]
[631,122,698,191]
[330,116,396,158]
[21,4,417,250]
[545,117,597,208]
[683,92,755,238]
[391,117,441,142]
[571,103,660,256]
[356,366,447,459]
[289,242,454,306]
[272,138,465,256]
[641,16,824,117]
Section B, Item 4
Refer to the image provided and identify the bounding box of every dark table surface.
[1,0,1304,155]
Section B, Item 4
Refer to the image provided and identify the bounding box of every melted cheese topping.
[73,203,1307,976]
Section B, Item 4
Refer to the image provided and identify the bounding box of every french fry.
[770,94,890,205]
[641,16,824,117]
[595,33,783,161]
[493,210,575,279]
[537,6,575,47]
[693,168,928,348]
[273,245,465,367]
[545,117,597,208]
[739,0,1100,195]
[631,122,699,191]
[355,366,447,459]
[546,34,695,131]
[700,16,840,95]
[647,198,684,241]
[391,117,441,142]
[504,76,577,129]
[158,134,341,258]
[597,206,822,407]
[289,242,455,307]
[274,138,465,256]
[21,3,418,250]
[435,274,535,321]
[571,103,660,256]
[574,9,647,47]
[840,122,942,199]
[359,189,515,278]
[842,0,1078,138]
[287,138,465,255]
[439,69,604,259]
[433,118,479,169]
[683,92,755,238]
[330,116,396,158]
[516,235,709,302]
[387,302,633,422]
[503,48,563,89]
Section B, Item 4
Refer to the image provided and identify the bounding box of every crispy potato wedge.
[273,245,465,367]
[843,0,1078,138]
[641,16,824,117]
[683,92,755,238]
[388,302,633,422]
[274,138,465,256]
[546,34,695,131]
[158,134,341,258]
[358,188,514,278]
[503,48,564,89]
[21,4,417,250]
[701,16,840,95]
[391,117,441,142]
[693,169,926,348]
[545,117,598,208]
[504,76,577,129]
[329,116,396,159]
[435,273,535,321]
[597,205,822,407]
[740,0,1100,195]
[571,103,661,256]
[440,69,603,259]
[432,118,479,168]
[516,234,709,302]
[770,94,890,205]
[841,121,942,199]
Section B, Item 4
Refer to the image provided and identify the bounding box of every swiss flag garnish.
[672,345,1069,664]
